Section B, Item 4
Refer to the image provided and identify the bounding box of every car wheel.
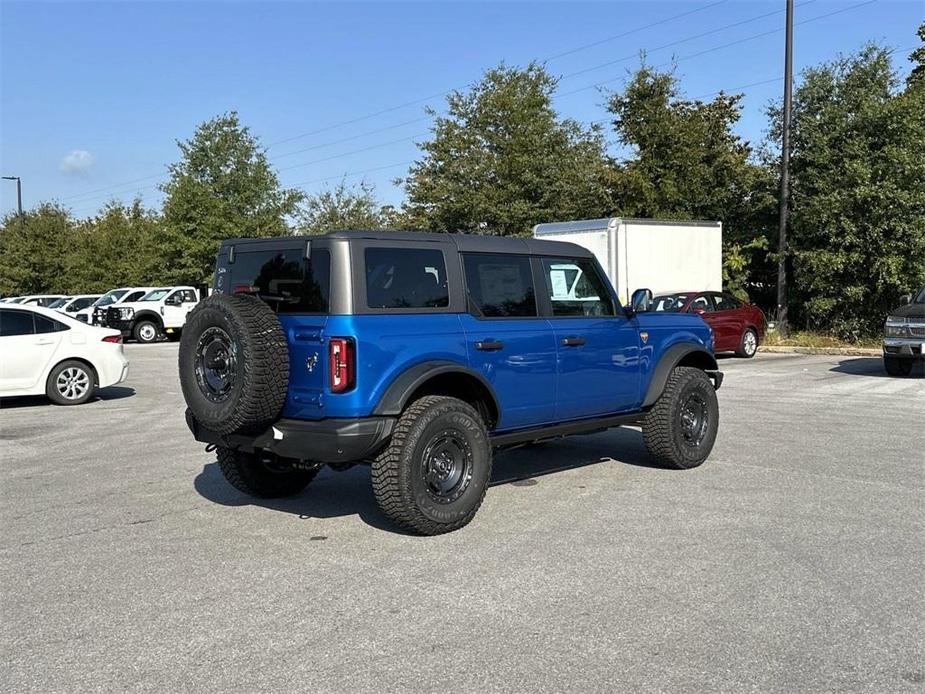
[46,360,96,405]
[736,328,759,358]
[884,355,913,377]
[371,395,492,535]
[217,447,319,498]
[133,320,161,343]
[642,366,719,470]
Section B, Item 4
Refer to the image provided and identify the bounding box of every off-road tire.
[371,395,491,535]
[133,319,161,344]
[179,293,289,435]
[736,327,759,358]
[45,359,96,405]
[642,366,719,470]
[884,355,913,377]
[217,447,318,498]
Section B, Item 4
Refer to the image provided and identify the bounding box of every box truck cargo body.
[533,218,722,304]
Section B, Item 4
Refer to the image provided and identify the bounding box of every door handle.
[561,336,586,347]
[475,339,504,351]
[35,338,55,345]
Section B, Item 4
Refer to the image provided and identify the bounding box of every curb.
[758,345,881,357]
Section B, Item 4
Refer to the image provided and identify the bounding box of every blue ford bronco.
[179,230,723,535]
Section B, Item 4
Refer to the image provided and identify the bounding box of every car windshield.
[652,293,694,312]
[47,297,69,308]
[914,287,925,304]
[95,289,128,307]
[140,289,170,301]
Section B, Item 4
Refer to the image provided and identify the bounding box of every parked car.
[652,291,765,358]
[72,287,156,325]
[0,304,129,405]
[178,231,724,535]
[49,294,102,316]
[883,287,925,377]
[15,294,68,307]
[101,286,201,343]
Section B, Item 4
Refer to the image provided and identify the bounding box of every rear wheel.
[642,366,719,469]
[46,360,96,405]
[736,328,758,358]
[217,447,319,498]
[371,395,492,535]
[884,355,913,377]
[133,319,161,344]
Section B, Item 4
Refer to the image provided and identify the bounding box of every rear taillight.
[328,337,355,393]
[102,335,122,344]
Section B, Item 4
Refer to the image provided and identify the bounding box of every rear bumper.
[185,410,395,463]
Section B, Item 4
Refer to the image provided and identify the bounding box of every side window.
[179,290,197,303]
[713,294,739,311]
[34,314,69,334]
[232,249,330,314]
[689,295,715,313]
[463,254,537,318]
[0,310,36,336]
[365,248,448,310]
[541,258,615,317]
[125,291,145,302]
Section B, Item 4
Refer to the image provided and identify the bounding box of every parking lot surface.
[2,345,923,693]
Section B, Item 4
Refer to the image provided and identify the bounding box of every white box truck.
[533,217,722,305]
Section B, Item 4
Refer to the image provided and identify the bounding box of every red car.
[652,291,766,358]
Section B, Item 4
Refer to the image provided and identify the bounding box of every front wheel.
[217,447,319,498]
[642,366,719,469]
[884,356,913,377]
[133,319,161,343]
[371,395,492,535]
[736,328,759,358]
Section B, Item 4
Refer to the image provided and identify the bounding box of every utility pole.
[2,176,23,219]
[775,0,794,337]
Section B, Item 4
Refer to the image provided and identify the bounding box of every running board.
[490,412,643,449]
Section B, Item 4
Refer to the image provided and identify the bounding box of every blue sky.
[1,0,921,218]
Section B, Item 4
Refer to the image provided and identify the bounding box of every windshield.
[48,297,69,308]
[140,289,170,301]
[915,287,925,304]
[653,293,694,312]
[95,289,128,307]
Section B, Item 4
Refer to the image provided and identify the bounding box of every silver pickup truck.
[883,286,925,377]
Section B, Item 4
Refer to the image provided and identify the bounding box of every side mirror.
[900,294,912,305]
[628,288,653,315]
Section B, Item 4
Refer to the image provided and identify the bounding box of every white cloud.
[59,150,94,176]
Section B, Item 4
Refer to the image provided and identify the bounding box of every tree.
[296,180,394,235]
[908,21,925,87]
[161,112,302,283]
[0,203,72,295]
[606,63,777,300]
[400,63,614,236]
[768,44,925,337]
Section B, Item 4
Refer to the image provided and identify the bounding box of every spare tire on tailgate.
[179,294,289,435]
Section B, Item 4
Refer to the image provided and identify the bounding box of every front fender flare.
[642,344,719,408]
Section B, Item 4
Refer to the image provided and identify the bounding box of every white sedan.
[0,304,129,405]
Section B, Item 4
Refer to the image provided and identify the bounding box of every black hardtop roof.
[220,229,593,258]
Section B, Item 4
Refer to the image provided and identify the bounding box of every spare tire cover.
[179,293,289,435]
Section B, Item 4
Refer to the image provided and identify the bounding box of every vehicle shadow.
[192,426,657,534]
[830,357,924,378]
[0,385,136,409]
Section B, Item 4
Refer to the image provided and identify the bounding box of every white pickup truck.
[101,286,201,343]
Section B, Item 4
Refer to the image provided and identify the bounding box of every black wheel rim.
[679,392,709,448]
[194,327,238,402]
[421,429,473,504]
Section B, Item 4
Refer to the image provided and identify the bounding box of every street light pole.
[775,0,794,338]
[2,176,23,219]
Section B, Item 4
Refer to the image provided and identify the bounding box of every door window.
[124,291,146,302]
[712,294,740,311]
[365,248,448,310]
[541,258,615,317]
[0,310,34,336]
[689,295,715,312]
[463,254,537,318]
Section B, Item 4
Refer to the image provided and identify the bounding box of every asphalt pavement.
[1,345,923,693]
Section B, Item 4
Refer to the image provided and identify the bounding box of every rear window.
[228,249,330,313]
[365,248,449,310]
[463,254,537,318]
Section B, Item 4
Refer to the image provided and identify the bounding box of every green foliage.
[0,203,72,295]
[400,62,614,236]
[768,44,925,337]
[606,62,777,300]
[161,112,302,283]
[296,180,394,235]
[908,22,925,87]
